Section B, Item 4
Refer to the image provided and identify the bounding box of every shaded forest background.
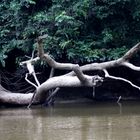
[1,0,140,99]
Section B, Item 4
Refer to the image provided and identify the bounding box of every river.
[0,101,140,140]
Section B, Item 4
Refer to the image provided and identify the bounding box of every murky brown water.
[0,101,140,140]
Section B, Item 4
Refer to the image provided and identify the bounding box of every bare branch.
[49,68,55,78]
[16,38,140,106]
[43,54,76,70]
[36,37,88,73]
[46,87,60,104]
[23,57,40,108]
[21,56,41,108]
[122,62,140,71]
[36,37,140,75]
[27,91,36,108]
[27,62,35,74]
[24,61,41,87]
[31,48,35,59]
[20,57,40,65]
[103,69,110,77]
[117,96,122,103]
[25,73,38,89]
[72,64,87,83]
[121,42,140,61]
[32,72,40,87]
[103,69,140,90]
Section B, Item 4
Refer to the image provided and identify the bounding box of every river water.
[0,101,140,140]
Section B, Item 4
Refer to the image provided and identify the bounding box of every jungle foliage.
[0,0,140,68]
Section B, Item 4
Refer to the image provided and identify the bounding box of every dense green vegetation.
[0,0,140,68]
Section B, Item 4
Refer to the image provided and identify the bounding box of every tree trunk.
[1,35,140,107]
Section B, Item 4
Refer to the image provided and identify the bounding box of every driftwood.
[0,35,140,107]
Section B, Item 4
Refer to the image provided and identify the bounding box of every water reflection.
[0,102,140,140]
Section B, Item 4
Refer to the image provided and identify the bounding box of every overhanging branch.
[103,69,140,90]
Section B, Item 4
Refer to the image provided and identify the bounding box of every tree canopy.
[0,0,140,68]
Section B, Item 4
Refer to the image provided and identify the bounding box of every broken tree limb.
[32,38,140,103]
[1,35,140,106]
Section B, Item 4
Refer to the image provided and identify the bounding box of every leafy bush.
[0,0,140,68]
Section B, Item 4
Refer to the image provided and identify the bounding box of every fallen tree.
[1,35,140,107]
